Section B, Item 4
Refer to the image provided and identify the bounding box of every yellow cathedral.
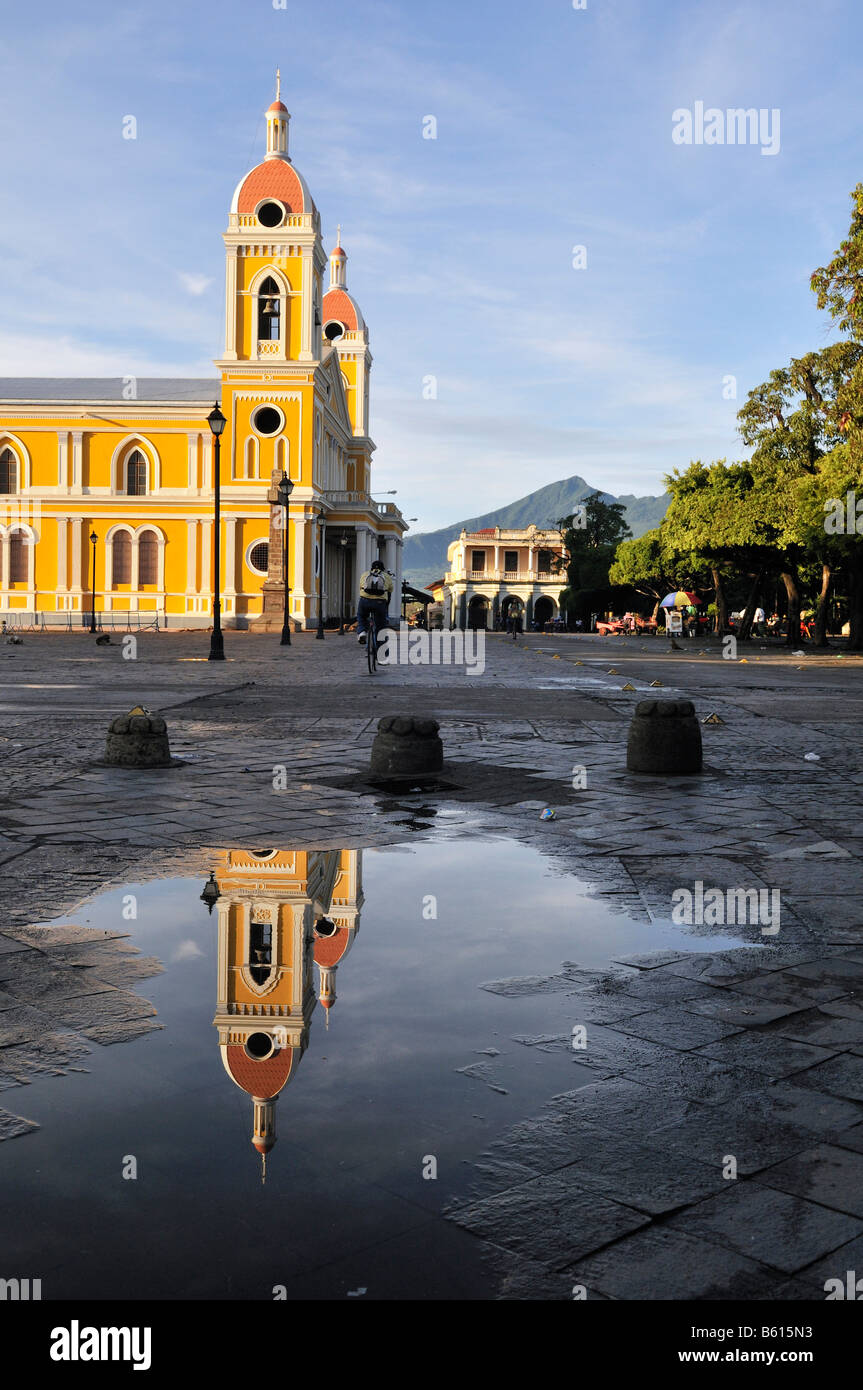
[0,81,406,630]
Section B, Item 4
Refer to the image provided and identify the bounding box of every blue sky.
[1,0,862,532]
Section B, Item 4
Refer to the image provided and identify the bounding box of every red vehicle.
[595,616,657,636]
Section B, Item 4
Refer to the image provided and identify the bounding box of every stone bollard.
[106,706,172,768]
[626,698,702,775]
[370,715,443,779]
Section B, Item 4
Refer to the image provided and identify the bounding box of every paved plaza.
[2,628,863,1298]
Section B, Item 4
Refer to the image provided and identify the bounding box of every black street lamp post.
[207,404,227,661]
[89,530,98,633]
[277,471,294,646]
[316,510,325,640]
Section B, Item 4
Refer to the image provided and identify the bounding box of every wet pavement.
[1,630,863,1299]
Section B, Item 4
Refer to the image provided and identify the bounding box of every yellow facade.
[0,86,405,630]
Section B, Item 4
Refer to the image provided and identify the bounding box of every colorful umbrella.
[660,591,702,608]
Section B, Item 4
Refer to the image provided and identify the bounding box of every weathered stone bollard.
[370,715,443,779]
[106,706,172,768]
[626,698,702,774]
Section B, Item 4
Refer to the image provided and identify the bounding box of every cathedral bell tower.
[219,74,326,369]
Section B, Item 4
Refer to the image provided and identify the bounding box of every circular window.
[314,917,337,938]
[324,320,345,342]
[249,542,270,576]
[252,405,283,436]
[257,200,285,228]
[245,1032,275,1060]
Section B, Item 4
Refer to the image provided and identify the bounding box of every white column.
[299,249,313,361]
[225,517,237,600]
[201,521,212,604]
[130,534,140,611]
[71,518,83,594]
[185,521,197,598]
[71,433,83,495]
[58,433,69,490]
[56,516,68,593]
[224,247,239,360]
[216,901,231,1006]
[394,537,404,625]
[527,544,534,579]
[293,517,308,624]
[494,543,500,579]
[353,528,368,609]
[318,515,326,618]
[1,535,9,596]
[187,434,200,491]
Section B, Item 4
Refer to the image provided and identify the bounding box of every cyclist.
[356,559,394,644]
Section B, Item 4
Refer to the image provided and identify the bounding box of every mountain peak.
[403,474,669,585]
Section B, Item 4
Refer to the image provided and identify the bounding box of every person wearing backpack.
[356,558,394,644]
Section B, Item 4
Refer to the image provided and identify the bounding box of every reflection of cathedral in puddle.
[212,849,362,1178]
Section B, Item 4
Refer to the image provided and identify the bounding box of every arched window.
[126,450,147,496]
[257,276,281,341]
[0,448,18,494]
[138,531,158,586]
[112,532,131,586]
[9,529,28,582]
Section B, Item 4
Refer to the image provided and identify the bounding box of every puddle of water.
[0,837,753,1300]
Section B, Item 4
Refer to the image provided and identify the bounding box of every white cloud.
[171,940,204,963]
[178,273,214,296]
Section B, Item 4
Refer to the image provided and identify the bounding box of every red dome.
[314,925,351,967]
[225,1044,295,1097]
[236,160,306,215]
[322,288,359,331]
[253,1136,276,1153]
[331,246,347,258]
[268,100,288,113]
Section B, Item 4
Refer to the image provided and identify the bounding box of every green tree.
[558,493,631,595]
[609,529,677,622]
[738,345,862,645]
[808,182,863,646]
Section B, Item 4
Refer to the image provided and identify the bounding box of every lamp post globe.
[207,404,227,662]
[277,471,294,647]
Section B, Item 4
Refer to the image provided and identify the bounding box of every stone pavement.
[1,627,863,1299]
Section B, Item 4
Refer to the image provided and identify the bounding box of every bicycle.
[367,608,379,675]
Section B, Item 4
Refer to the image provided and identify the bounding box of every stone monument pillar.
[252,469,293,633]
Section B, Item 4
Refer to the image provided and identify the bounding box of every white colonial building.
[436,525,566,630]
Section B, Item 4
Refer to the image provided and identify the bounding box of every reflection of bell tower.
[313,850,362,1027]
[212,848,362,1177]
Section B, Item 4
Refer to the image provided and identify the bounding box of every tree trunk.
[737,569,764,642]
[711,566,728,635]
[812,562,832,648]
[848,554,863,651]
[781,566,801,647]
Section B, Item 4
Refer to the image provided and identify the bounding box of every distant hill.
[403,475,670,588]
